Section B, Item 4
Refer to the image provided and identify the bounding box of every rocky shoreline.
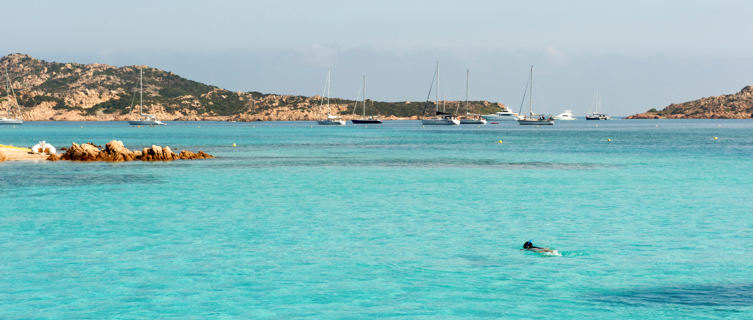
[1,140,213,162]
[627,86,753,119]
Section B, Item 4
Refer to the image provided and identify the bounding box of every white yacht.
[421,61,459,125]
[317,69,346,126]
[1,66,23,125]
[459,69,487,125]
[482,105,520,121]
[129,67,166,126]
[517,66,554,126]
[553,109,576,120]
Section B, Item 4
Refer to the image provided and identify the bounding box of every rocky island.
[628,86,753,119]
[0,53,505,121]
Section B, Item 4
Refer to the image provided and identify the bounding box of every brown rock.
[0,151,6,162]
[46,154,60,161]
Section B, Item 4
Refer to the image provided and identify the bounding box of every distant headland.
[628,86,753,119]
[0,53,506,121]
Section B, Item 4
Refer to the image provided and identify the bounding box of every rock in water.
[0,152,6,162]
[57,140,213,162]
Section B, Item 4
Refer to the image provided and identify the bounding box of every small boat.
[585,90,611,120]
[459,69,487,125]
[517,66,554,126]
[129,67,166,126]
[317,69,346,126]
[1,66,23,125]
[552,109,576,120]
[31,141,56,154]
[420,61,459,125]
[482,105,520,121]
[350,75,382,124]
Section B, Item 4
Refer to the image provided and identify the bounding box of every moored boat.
[128,67,166,126]
[420,61,459,125]
[317,69,346,126]
[553,109,576,120]
[459,69,487,125]
[350,75,382,124]
[1,66,23,125]
[517,66,555,126]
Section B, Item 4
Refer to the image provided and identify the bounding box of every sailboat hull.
[351,119,382,124]
[317,119,345,125]
[129,120,166,126]
[422,118,460,125]
[0,118,23,125]
[518,119,554,125]
[585,114,611,120]
[459,119,487,124]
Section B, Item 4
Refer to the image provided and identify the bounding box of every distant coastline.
[0,53,505,122]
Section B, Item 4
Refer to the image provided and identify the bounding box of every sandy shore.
[0,145,51,162]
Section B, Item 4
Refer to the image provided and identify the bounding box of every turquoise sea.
[1,120,752,319]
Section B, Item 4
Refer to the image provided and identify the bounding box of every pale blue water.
[1,120,752,319]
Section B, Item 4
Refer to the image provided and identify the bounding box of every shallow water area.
[1,120,752,318]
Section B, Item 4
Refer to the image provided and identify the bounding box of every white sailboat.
[317,69,346,126]
[1,65,23,125]
[517,65,554,125]
[459,69,487,125]
[421,61,459,125]
[128,67,165,126]
[585,90,611,120]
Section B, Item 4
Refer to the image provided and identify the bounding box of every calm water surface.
[1,120,752,318]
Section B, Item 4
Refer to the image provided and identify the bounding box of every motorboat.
[553,109,576,120]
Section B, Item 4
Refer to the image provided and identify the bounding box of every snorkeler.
[522,240,555,254]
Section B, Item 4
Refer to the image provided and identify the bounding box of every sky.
[2,0,752,116]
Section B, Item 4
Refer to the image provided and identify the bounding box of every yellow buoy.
[498,140,503,144]
[232,143,237,147]
[607,138,612,142]
[714,136,718,140]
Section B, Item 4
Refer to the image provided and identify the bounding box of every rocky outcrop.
[59,140,214,162]
[628,86,753,119]
[0,152,6,162]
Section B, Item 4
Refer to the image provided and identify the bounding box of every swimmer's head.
[523,241,533,249]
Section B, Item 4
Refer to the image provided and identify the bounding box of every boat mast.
[362,75,366,117]
[436,61,440,112]
[4,65,20,118]
[529,65,533,116]
[326,68,331,115]
[3,66,11,117]
[139,67,143,116]
[465,69,469,115]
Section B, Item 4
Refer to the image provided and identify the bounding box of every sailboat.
[351,75,381,124]
[1,66,23,125]
[585,90,611,120]
[128,67,165,126]
[517,66,554,125]
[459,69,487,124]
[317,69,346,126]
[421,61,459,125]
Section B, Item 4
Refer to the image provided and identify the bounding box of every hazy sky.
[2,0,752,115]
